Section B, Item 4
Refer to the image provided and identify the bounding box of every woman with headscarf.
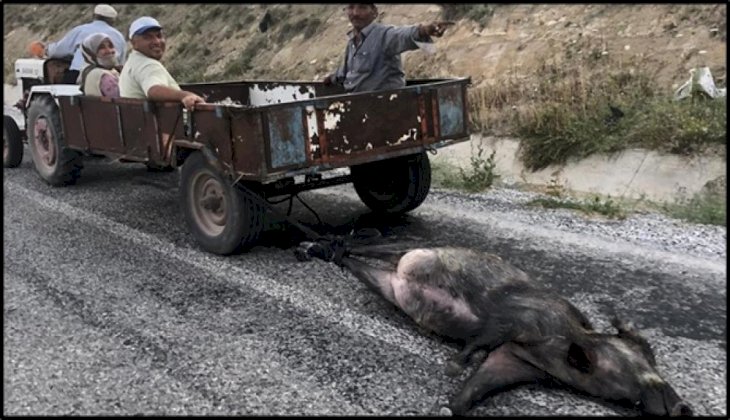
[79,32,120,97]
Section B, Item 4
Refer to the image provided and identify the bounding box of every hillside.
[4,4,726,90]
[2,4,726,221]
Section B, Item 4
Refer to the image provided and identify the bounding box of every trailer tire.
[351,152,431,214]
[180,151,265,255]
[4,115,23,168]
[27,95,82,186]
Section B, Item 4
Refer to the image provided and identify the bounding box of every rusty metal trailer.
[14,76,471,254]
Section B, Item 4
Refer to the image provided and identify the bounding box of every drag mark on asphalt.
[4,181,449,364]
[312,188,727,279]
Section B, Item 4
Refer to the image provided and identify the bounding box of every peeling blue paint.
[438,85,464,137]
[269,107,306,168]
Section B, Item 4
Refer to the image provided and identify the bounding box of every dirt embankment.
[4,4,726,90]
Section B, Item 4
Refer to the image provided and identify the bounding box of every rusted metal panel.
[58,96,88,150]
[53,78,470,185]
[229,109,265,177]
[115,98,157,160]
[155,103,185,163]
[181,81,251,105]
[437,84,466,138]
[79,97,125,154]
[265,106,307,170]
[249,82,316,107]
[322,89,423,164]
[191,108,233,170]
[304,105,323,163]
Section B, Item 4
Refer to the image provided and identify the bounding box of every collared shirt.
[329,22,433,93]
[119,50,180,99]
[45,20,126,72]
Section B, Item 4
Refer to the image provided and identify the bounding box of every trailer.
[4,58,471,254]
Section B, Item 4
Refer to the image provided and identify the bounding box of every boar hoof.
[444,360,463,377]
[293,246,313,262]
[438,406,453,416]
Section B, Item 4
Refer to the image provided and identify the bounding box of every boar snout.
[670,401,693,417]
[641,383,693,417]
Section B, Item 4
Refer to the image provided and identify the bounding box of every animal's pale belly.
[393,278,481,338]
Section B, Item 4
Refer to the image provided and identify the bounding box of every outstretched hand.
[420,21,455,38]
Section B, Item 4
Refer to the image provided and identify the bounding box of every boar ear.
[567,342,595,374]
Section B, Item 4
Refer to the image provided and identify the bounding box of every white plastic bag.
[674,66,727,100]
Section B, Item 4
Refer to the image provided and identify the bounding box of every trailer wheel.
[180,151,265,255]
[351,152,431,214]
[27,95,82,186]
[4,115,23,168]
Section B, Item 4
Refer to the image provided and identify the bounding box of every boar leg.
[340,256,399,306]
[446,317,515,377]
[448,343,546,415]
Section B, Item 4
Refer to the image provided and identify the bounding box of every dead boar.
[295,241,692,417]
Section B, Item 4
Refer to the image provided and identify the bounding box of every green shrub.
[459,143,499,192]
[661,191,726,226]
[431,143,499,192]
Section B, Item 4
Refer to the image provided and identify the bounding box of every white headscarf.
[81,32,118,69]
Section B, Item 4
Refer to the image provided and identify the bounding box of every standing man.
[118,16,204,111]
[45,4,126,84]
[323,3,454,93]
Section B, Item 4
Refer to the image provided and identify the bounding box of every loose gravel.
[428,187,726,261]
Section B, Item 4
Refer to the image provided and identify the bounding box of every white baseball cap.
[94,4,118,19]
[128,16,163,40]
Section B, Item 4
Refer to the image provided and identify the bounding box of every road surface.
[4,155,726,415]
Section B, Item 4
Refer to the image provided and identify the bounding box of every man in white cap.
[44,4,126,84]
[119,16,204,111]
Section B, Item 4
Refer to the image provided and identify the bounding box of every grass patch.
[431,143,499,192]
[441,4,498,27]
[277,17,322,43]
[526,174,626,219]
[222,35,268,79]
[431,161,466,190]
[527,195,627,219]
[659,191,726,226]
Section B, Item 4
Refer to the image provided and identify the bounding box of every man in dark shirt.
[323,3,453,92]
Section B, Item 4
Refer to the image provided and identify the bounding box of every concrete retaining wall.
[432,135,726,202]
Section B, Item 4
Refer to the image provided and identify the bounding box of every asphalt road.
[4,155,726,416]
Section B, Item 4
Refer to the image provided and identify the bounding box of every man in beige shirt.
[119,16,204,110]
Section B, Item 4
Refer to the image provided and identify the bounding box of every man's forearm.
[147,85,188,102]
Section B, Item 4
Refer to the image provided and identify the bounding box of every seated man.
[44,4,126,84]
[118,16,204,110]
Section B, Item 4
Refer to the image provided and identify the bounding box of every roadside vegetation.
[658,191,726,226]
[431,143,499,193]
[467,36,727,171]
[432,158,725,226]
[523,175,627,219]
